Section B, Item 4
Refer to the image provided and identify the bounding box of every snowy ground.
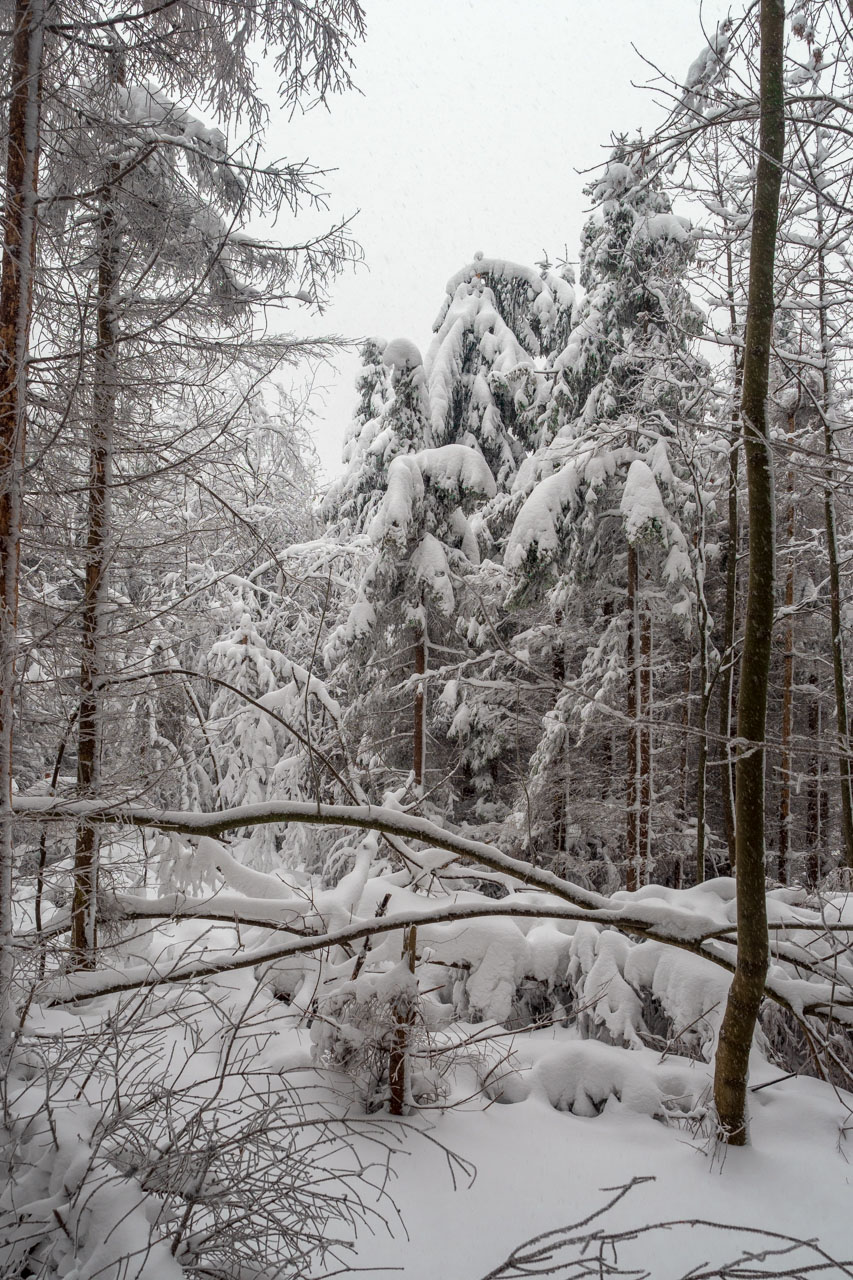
[342,1067,852,1278]
[161,965,853,1280]
[13,859,853,1280]
[317,1032,852,1278]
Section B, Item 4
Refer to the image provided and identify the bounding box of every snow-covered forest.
[2,1,853,1276]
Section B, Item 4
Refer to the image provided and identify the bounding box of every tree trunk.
[719,243,742,870]
[0,0,44,1045]
[713,0,784,1146]
[806,674,821,887]
[388,924,417,1116]
[626,542,640,891]
[639,601,651,884]
[679,658,691,819]
[552,608,566,857]
[696,600,711,885]
[778,410,796,885]
[413,629,426,792]
[815,205,853,870]
[70,136,122,965]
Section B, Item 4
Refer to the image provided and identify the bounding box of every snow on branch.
[15,798,853,1027]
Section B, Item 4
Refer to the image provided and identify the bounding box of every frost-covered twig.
[479,1178,853,1279]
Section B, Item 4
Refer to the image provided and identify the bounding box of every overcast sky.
[265,0,729,480]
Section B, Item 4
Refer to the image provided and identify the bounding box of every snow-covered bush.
[2,985,386,1279]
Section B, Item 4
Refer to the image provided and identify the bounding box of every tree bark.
[696,597,712,885]
[639,601,651,884]
[413,629,426,792]
[626,542,640,891]
[679,658,691,821]
[71,136,121,966]
[778,409,796,885]
[388,924,416,1116]
[551,608,566,857]
[719,243,742,870]
[806,674,821,887]
[815,205,853,870]
[713,0,784,1146]
[0,0,44,1045]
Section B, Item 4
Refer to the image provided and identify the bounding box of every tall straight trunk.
[551,609,566,856]
[639,603,651,883]
[806,675,821,887]
[719,243,743,869]
[626,543,640,891]
[815,210,853,870]
[0,0,45,1044]
[778,410,796,885]
[413,628,427,792]
[679,659,691,818]
[696,594,712,884]
[70,165,119,965]
[713,0,784,1146]
[388,924,417,1116]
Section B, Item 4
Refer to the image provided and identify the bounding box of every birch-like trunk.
[0,0,44,1044]
[713,0,784,1146]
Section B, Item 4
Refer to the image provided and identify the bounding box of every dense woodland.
[2,1,853,1277]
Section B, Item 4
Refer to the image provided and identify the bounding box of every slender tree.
[0,0,46,1038]
[713,0,785,1146]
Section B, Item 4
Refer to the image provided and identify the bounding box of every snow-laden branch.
[35,893,853,1028]
[13,796,607,911]
[15,798,852,1027]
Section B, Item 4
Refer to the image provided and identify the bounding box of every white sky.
[265,0,729,481]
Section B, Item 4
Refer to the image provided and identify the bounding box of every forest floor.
[337,1048,852,1278]
[15,862,853,1280]
[139,957,853,1280]
[23,958,853,1280]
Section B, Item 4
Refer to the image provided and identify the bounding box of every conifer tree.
[426,255,574,491]
[326,339,495,807]
[507,146,712,883]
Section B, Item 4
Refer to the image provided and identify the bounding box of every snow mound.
[383,337,424,371]
[485,1039,707,1120]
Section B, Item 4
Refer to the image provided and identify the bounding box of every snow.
[632,211,692,245]
[13,802,853,1280]
[367,445,495,548]
[426,282,530,440]
[620,459,668,542]
[417,443,497,500]
[505,463,580,568]
[368,453,424,543]
[411,532,455,614]
[341,1065,851,1279]
[444,256,545,299]
[383,336,424,371]
[195,835,297,900]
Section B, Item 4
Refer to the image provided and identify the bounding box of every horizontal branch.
[29,894,851,1030]
[13,796,608,912]
[16,799,851,1028]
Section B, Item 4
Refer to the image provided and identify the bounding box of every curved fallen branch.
[12,795,608,909]
[32,895,853,1030]
[14,797,853,1035]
